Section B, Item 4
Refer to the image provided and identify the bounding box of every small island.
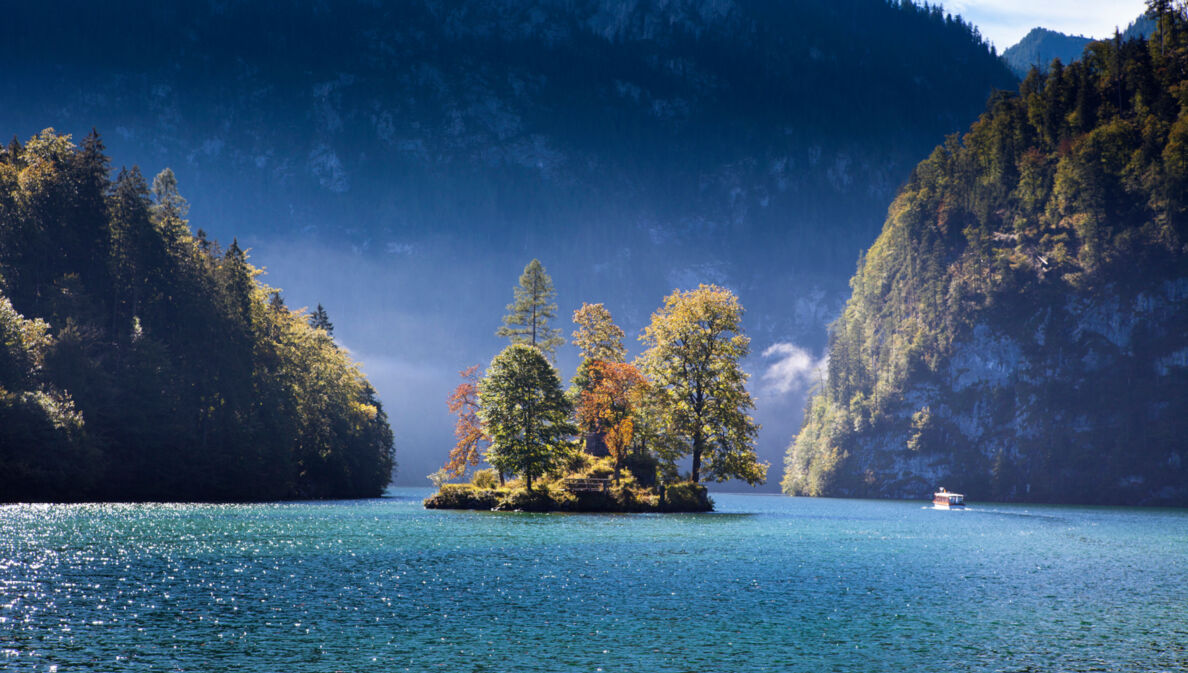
[424,260,767,513]
[424,460,712,513]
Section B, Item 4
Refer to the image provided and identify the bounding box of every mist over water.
[3,491,1185,671]
[246,235,820,487]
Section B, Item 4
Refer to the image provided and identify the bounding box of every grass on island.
[424,454,712,512]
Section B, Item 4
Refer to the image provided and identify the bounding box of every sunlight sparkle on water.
[1,490,1185,671]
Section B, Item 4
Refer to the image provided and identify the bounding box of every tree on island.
[639,285,766,485]
[570,302,629,456]
[496,259,564,358]
[571,302,626,363]
[575,359,647,483]
[479,344,575,490]
[443,364,491,480]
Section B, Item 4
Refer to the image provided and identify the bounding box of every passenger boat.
[932,488,965,509]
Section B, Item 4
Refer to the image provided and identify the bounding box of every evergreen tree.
[222,239,253,328]
[1147,0,1175,55]
[309,303,334,335]
[150,167,188,219]
[72,130,114,300]
[496,259,564,357]
[479,344,574,490]
[109,166,165,328]
[150,167,191,248]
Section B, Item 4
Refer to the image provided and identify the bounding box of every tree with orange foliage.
[575,360,647,483]
[443,365,489,480]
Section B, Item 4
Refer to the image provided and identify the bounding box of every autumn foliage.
[575,360,647,482]
[444,365,488,478]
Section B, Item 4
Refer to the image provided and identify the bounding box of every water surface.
[2,489,1185,671]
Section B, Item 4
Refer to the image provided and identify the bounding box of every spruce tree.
[150,167,191,249]
[496,259,564,357]
[309,303,334,335]
[222,239,253,327]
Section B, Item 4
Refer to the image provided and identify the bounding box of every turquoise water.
[2,489,1186,672]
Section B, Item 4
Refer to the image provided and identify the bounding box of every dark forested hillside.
[0,132,395,502]
[0,0,1015,342]
[785,14,1188,506]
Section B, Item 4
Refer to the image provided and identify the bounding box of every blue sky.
[947,0,1150,49]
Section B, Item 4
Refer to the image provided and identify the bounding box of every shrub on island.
[423,483,503,510]
[423,472,712,513]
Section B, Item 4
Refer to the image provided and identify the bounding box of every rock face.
[821,280,1188,504]
[784,31,1188,506]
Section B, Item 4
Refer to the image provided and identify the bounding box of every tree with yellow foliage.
[571,302,626,363]
[639,285,766,485]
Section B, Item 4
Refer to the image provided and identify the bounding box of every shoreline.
[423,482,713,513]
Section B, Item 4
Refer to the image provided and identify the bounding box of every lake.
[2,488,1185,671]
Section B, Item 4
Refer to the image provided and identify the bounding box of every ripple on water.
[1,490,1186,672]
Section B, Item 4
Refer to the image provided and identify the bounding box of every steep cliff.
[784,21,1188,506]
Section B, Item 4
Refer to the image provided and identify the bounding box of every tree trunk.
[692,387,704,483]
[525,470,533,491]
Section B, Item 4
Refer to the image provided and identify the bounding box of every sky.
[947,0,1150,49]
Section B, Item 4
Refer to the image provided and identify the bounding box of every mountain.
[784,26,1188,506]
[1001,27,1093,77]
[1002,16,1158,78]
[0,0,1017,486]
[1123,15,1158,41]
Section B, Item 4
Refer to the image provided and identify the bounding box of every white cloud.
[944,0,1148,50]
[760,343,828,397]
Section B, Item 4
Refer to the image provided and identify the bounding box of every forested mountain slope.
[0,132,395,502]
[785,18,1188,506]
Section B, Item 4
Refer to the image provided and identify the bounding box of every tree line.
[439,259,767,491]
[0,130,395,502]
